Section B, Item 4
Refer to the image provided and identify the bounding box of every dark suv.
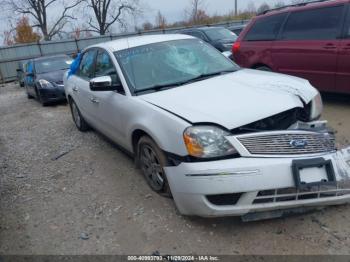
[233,0,350,94]
[180,27,238,52]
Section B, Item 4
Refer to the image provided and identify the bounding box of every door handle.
[72,86,78,92]
[90,97,100,104]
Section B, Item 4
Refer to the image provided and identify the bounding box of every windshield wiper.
[179,69,236,85]
[134,69,236,95]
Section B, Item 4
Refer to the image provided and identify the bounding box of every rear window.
[281,5,344,40]
[346,7,350,38]
[244,13,287,41]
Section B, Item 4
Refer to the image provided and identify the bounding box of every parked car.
[232,0,350,94]
[227,24,247,36]
[64,34,350,220]
[16,60,28,87]
[179,27,238,54]
[25,55,73,106]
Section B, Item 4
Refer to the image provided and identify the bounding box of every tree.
[3,31,14,46]
[5,0,83,41]
[257,2,271,14]
[83,0,141,35]
[185,0,207,24]
[14,16,41,43]
[155,11,167,29]
[142,21,153,31]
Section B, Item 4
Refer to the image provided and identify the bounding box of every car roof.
[89,34,195,53]
[33,54,71,62]
[257,0,349,17]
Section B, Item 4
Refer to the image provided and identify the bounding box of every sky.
[0,0,287,44]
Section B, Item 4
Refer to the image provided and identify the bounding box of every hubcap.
[140,145,164,191]
[71,102,81,128]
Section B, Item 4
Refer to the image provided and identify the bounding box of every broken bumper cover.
[164,147,350,217]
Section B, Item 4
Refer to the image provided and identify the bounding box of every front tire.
[137,136,172,197]
[70,100,89,132]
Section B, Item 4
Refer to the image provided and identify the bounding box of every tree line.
[2,0,313,46]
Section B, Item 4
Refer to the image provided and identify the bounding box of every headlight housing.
[183,125,238,159]
[38,79,55,89]
[310,92,323,120]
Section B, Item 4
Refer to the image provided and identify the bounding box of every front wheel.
[70,100,89,132]
[137,136,172,197]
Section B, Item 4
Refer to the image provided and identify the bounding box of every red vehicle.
[233,0,350,94]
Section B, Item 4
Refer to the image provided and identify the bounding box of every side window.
[244,13,287,41]
[77,49,96,79]
[95,50,119,85]
[281,6,344,40]
[191,31,206,41]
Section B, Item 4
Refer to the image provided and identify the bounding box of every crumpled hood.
[140,69,318,130]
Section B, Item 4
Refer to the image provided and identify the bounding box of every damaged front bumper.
[164,147,350,218]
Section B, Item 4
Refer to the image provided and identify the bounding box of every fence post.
[74,38,80,53]
[37,41,43,56]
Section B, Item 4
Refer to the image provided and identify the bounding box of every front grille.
[253,184,350,205]
[237,132,336,156]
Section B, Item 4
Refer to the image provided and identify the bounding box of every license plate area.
[292,158,336,189]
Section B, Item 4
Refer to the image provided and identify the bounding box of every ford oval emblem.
[290,139,308,149]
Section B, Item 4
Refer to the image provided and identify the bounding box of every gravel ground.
[1,82,350,255]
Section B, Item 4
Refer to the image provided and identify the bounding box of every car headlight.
[38,79,55,88]
[310,92,323,120]
[183,125,238,158]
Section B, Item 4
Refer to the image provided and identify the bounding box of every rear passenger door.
[272,4,346,92]
[336,5,350,93]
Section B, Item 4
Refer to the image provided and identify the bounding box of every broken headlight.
[183,126,238,158]
[310,92,323,120]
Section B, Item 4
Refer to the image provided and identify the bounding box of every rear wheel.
[137,136,172,197]
[70,100,89,132]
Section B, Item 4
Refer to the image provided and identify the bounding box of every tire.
[27,92,34,99]
[137,136,172,197]
[255,66,272,72]
[70,100,90,132]
[35,87,48,106]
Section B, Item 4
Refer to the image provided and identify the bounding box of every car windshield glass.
[114,39,239,93]
[35,57,73,74]
[204,28,237,41]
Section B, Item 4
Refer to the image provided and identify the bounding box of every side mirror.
[90,76,120,92]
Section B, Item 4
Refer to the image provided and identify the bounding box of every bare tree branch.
[83,0,141,35]
[4,0,83,40]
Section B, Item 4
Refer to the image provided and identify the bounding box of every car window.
[244,13,287,41]
[115,39,239,92]
[204,28,237,42]
[78,49,97,79]
[35,57,73,74]
[185,31,206,41]
[281,5,344,40]
[95,50,120,85]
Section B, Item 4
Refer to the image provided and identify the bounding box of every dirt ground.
[1,82,350,255]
